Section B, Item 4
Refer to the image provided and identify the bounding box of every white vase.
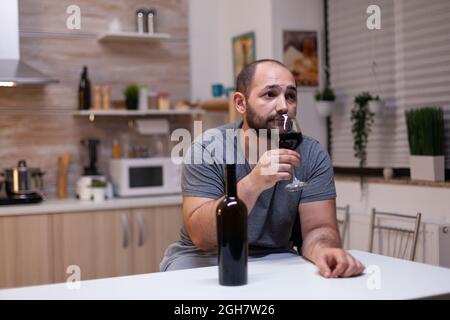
[78,187,92,201]
[368,100,383,114]
[409,155,445,181]
[383,167,393,180]
[138,86,148,111]
[92,187,106,203]
[315,101,334,117]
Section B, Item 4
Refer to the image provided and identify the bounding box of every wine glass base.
[285,181,307,192]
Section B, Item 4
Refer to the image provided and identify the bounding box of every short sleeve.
[181,140,225,199]
[299,140,336,203]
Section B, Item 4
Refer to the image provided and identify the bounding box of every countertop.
[0,194,182,217]
[335,174,450,189]
[1,250,449,300]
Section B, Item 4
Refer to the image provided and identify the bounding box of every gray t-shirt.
[160,121,336,271]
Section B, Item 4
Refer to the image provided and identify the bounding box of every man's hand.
[311,247,365,278]
[248,149,300,191]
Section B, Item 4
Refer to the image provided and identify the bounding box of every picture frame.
[283,30,319,87]
[232,31,256,80]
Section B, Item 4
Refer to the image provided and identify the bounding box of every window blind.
[328,0,450,168]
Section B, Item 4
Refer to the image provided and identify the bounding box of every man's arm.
[182,174,264,251]
[184,149,300,251]
[300,199,365,278]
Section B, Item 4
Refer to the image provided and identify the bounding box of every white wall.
[336,180,450,224]
[189,0,327,146]
[189,0,272,101]
[271,0,327,146]
[189,0,221,102]
[219,0,273,87]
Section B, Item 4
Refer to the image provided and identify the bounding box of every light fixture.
[0,81,15,87]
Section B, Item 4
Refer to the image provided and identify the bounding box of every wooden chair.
[369,208,422,261]
[337,205,350,246]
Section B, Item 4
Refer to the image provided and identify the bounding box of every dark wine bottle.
[78,66,91,110]
[216,164,248,286]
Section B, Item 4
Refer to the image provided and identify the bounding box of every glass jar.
[157,92,171,110]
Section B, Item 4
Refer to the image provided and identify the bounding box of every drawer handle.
[137,213,145,247]
[121,213,130,249]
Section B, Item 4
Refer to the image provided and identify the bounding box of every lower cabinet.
[131,206,184,274]
[0,214,54,288]
[53,209,134,283]
[0,204,183,288]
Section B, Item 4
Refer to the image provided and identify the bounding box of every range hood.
[0,0,58,86]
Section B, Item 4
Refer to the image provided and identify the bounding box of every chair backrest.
[369,208,422,261]
[336,205,350,244]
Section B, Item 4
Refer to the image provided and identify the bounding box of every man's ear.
[233,92,247,115]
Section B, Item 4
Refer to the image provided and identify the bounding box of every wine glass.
[277,114,307,192]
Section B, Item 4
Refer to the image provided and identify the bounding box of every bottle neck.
[82,68,88,79]
[225,164,237,198]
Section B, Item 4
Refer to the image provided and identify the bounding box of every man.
[161,59,364,278]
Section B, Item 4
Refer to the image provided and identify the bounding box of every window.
[328,0,450,169]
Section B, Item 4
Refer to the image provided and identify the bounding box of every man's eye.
[287,94,297,101]
[264,91,276,98]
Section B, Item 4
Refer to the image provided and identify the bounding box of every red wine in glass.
[278,115,307,191]
[279,132,303,150]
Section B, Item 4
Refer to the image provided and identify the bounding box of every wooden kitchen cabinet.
[0,204,183,288]
[0,214,54,288]
[131,206,183,274]
[52,210,133,283]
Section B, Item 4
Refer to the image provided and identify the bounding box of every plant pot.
[91,187,106,203]
[409,155,445,181]
[368,100,383,114]
[78,187,92,201]
[383,167,394,180]
[315,101,334,117]
[125,97,138,110]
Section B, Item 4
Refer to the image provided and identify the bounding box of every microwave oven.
[109,157,182,197]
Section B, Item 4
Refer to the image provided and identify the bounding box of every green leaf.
[405,107,444,156]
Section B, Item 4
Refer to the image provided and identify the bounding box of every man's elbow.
[191,234,216,252]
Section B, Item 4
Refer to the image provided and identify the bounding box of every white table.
[1,250,449,300]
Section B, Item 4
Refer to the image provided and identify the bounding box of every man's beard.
[245,101,284,137]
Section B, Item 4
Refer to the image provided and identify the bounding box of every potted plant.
[90,179,107,202]
[405,107,445,181]
[351,92,375,189]
[314,86,336,117]
[368,95,384,114]
[124,84,140,110]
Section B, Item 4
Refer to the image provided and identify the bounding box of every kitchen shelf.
[74,109,204,117]
[198,98,229,112]
[98,32,171,43]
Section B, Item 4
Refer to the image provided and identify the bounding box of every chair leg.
[368,208,376,253]
[410,213,422,261]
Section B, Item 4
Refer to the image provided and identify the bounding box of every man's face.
[244,63,297,131]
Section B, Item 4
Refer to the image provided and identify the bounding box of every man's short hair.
[235,59,290,98]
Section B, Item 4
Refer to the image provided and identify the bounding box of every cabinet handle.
[121,213,130,249]
[137,212,145,247]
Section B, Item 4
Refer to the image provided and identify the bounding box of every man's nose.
[275,96,288,114]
